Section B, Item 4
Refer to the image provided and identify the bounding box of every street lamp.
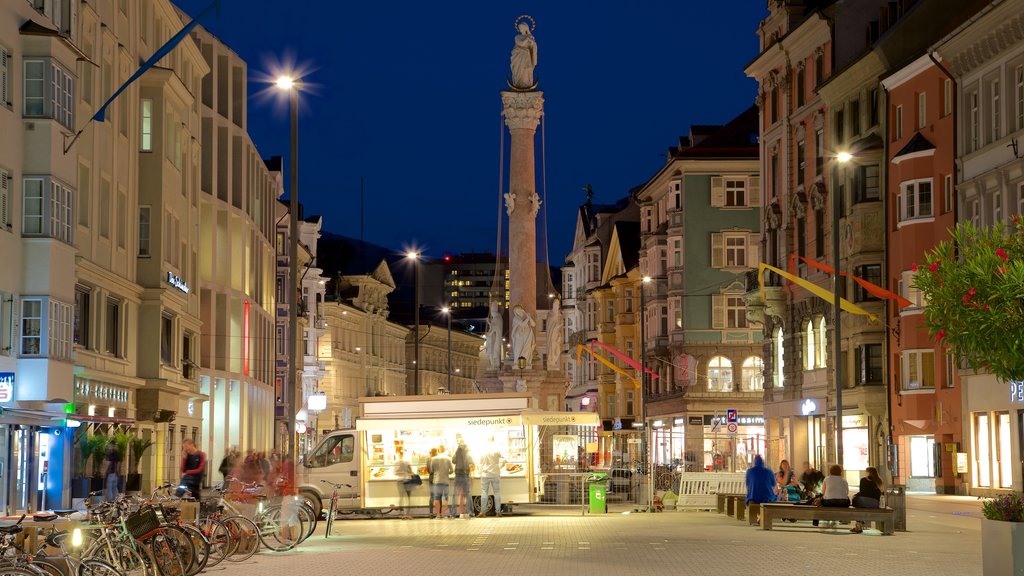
[833,151,852,469]
[276,73,300,468]
[407,252,420,395]
[441,306,452,392]
[639,275,652,509]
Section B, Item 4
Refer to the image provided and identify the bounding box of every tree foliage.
[913,220,1024,382]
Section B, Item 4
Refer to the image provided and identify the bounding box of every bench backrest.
[675,472,747,510]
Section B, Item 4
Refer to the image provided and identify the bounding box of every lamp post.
[441,307,452,391]
[407,252,420,395]
[639,275,652,509]
[276,74,299,467]
[833,151,852,468]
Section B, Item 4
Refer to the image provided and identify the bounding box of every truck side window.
[308,434,355,468]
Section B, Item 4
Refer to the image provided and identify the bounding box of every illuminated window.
[707,356,733,392]
[817,316,827,368]
[774,327,784,388]
[804,320,815,371]
[742,356,764,391]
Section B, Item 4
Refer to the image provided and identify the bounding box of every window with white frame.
[707,356,733,392]
[857,343,883,385]
[901,349,935,390]
[19,297,71,359]
[671,180,681,209]
[900,270,927,311]
[726,179,747,207]
[605,300,614,323]
[816,316,827,368]
[141,99,153,151]
[23,177,73,244]
[742,356,764,391]
[989,77,1001,144]
[711,232,758,269]
[804,320,815,370]
[23,58,74,129]
[774,327,785,388]
[624,289,633,313]
[1016,64,1024,131]
[713,293,746,329]
[0,167,10,229]
[897,179,933,222]
[969,89,980,152]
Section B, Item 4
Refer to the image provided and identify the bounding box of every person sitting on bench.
[745,455,777,523]
[814,464,850,526]
[850,467,884,533]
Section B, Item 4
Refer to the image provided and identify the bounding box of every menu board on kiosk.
[362,422,528,481]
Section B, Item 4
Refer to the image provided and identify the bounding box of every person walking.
[103,443,122,502]
[177,438,206,499]
[218,449,236,490]
[430,445,454,518]
[426,447,438,517]
[395,449,416,519]
[451,437,473,518]
[476,437,505,518]
[744,454,777,524]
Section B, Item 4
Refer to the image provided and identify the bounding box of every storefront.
[766,397,826,473]
[963,374,1021,494]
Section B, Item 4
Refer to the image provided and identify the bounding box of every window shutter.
[711,176,725,207]
[0,168,8,228]
[711,232,724,268]
[712,294,725,329]
[748,176,761,206]
[747,233,759,268]
[0,46,8,105]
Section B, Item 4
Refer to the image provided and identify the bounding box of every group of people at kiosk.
[396,435,506,519]
[745,456,886,532]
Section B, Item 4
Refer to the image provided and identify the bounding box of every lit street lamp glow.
[275,76,295,90]
[836,151,852,163]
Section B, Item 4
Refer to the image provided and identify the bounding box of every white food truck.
[296,393,599,515]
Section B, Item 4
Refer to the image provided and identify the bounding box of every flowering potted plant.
[979,493,1024,576]
[912,219,1024,382]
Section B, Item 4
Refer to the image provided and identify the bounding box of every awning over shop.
[356,411,600,431]
[520,411,599,426]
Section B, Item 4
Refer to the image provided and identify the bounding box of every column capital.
[501,90,544,132]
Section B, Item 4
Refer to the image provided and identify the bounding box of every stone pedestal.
[475,367,568,409]
[501,90,544,319]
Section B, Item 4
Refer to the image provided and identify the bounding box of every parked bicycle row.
[0,476,325,576]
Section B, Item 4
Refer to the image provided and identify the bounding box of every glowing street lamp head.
[406,251,419,260]
[441,307,450,314]
[836,151,853,163]
[642,276,652,284]
[275,76,296,91]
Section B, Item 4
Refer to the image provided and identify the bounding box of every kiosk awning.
[355,411,600,431]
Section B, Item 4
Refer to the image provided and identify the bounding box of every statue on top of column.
[485,300,504,371]
[510,304,536,369]
[509,15,538,91]
[546,298,564,371]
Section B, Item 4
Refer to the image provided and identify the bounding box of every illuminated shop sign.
[704,414,764,426]
[167,272,190,294]
[0,373,13,403]
[1011,381,1024,403]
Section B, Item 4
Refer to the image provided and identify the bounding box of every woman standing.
[850,467,884,533]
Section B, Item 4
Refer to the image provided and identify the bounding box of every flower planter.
[981,519,1024,576]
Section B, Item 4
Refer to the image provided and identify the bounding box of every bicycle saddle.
[45,530,69,548]
[52,510,77,517]
[33,513,58,522]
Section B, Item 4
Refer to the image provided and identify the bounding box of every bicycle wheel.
[0,566,45,576]
[296,502,317,543]
[177,525,209,576]
[195,518,233,566]
[325,498,336,539]
[78,558,125,576]
[87,541,150,576]
[159,526,196,576]
[221,517,259,562]
[24,560,62,576]
[147,533,185,576]
[255,506,302,552]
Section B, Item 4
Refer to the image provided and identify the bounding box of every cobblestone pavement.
[210,496,982,576]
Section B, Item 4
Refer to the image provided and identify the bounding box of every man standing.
[451,437,473,518]
[429,445,454,518]
[476,437,505,518]
[178,438,207,499]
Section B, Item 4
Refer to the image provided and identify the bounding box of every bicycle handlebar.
[320,480,352,489]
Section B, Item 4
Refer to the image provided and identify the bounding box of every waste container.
[884,485,906,531]
[587,473,609,514]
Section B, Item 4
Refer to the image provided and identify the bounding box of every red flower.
[911,263,918,272]
[984,305,990,311]
[968,288,976,296]
[996,248,1009,262]
[929,262,939,273]
[963,294,971,304]
[935,329,946,341]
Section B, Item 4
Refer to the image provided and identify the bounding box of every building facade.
[935,0,1024,494]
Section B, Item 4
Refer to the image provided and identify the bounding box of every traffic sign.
[726,409,737,424]
[727,422,738,434]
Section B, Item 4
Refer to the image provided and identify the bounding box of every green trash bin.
[587,473,609,514]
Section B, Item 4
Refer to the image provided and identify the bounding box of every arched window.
[805,320,816,370]
[817,316,827,368]
[707,356,733,392]
[742,356,764,391]
[774,327,785,388]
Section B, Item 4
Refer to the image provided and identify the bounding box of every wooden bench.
[759,503,895,535]
[716,492,745,514]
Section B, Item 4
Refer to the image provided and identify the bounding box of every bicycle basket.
[125,506,162,539]
[200,499,223,516]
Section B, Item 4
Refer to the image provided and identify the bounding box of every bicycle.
[319,480,352,538]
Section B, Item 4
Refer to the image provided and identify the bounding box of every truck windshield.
[307,434,354,468]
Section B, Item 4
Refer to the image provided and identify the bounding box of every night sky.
[175,1,765,261]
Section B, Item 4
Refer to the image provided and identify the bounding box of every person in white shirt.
[476,437,505,517]
[815,463,850,527]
